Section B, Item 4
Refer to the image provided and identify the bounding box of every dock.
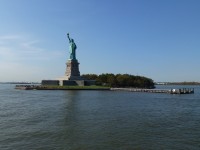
[110,88,194,94]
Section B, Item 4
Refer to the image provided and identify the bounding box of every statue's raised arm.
[67,33,71,42]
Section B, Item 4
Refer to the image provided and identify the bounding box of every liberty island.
[14,34,193,93]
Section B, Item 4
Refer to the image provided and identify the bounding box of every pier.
[110,88,194,94]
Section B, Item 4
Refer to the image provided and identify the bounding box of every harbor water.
[0,84,200,149]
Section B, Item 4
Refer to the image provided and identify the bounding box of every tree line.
[82,73,155,89]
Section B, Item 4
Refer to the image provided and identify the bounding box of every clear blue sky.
[0,0,200,82]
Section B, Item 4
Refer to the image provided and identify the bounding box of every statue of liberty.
[67,33,77,60]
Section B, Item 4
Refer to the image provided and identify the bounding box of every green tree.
[82,73,155,88]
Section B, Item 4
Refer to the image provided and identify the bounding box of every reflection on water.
[0,84,200,149]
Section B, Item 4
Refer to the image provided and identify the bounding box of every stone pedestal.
[42,58,96,86]
[65,59,82,80]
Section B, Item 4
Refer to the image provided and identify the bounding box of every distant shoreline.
[0,82,40,84]
[155,82,200,85]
